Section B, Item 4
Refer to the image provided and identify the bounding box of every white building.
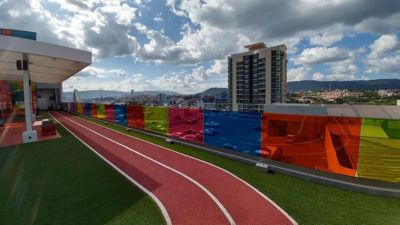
[228,42,287,112]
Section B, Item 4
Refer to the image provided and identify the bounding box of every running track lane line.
[51,111,236,225]
[68,112,298,225]
[51,113,173,225]
[53,113,230,225]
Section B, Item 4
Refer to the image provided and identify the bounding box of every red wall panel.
[127,105,145,129]
[105,104,115,122]
[168,108,204,143]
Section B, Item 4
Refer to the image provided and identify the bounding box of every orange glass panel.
[90,103,97,118]
[127,105,145,129]
[262,113,361,177]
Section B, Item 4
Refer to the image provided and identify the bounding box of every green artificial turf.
[79,114,400,225]
[0,117,164,225]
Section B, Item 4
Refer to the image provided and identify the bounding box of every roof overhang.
[0,35,91,84]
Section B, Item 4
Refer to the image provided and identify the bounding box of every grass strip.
[81,114,400,225]
[0,114,164,225]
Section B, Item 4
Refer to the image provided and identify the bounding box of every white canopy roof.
[0,35,91,84]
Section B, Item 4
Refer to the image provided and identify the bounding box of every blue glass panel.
[0,29,37,40]
[204,110,261,155]
[70,102,75,113]
[114,104,128,126]
[11,30,37,40]
[85,103,91,116]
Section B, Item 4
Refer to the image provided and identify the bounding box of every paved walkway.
[0,121,60,147]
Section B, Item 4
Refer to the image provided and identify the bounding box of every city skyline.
[0,0,399,94]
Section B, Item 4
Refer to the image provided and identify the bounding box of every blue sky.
[1,0,400,94]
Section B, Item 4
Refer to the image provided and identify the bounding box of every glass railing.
[62,102,400,183]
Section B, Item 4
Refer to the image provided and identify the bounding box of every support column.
[21,57,37,143]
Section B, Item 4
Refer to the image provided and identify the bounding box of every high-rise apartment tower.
[228,42,287,111]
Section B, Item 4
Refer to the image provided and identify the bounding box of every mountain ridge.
[288,79,400,92]
[63,90,179,101]
[62,79,400,100]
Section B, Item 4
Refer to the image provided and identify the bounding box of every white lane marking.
[53,112,235,225]
[71,112,298,225]
[50,113,172,225]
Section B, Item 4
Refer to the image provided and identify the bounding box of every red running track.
[51,111,297,225]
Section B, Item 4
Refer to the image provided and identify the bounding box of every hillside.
[62,79,400,100]
[288,79,400,92]
[63,90,180,101]
[197,79,400,96]
[199,87,228,96]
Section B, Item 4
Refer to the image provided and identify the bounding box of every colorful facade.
[62,102,400,184]
[0,80,37,120]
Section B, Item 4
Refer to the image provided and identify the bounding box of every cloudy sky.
[1,0,400,93]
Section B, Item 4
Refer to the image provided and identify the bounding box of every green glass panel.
[357,118,400,183]
[97,104,105,119]
[11,81,18,91]
[144,106,168,135]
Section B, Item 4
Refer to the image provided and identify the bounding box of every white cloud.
[136,30,189,63]
[365,34,400,74]
[309,32,344,46]
[64,62,228,94]
[205,59,227,76]
[0,0,67,45]
[3,0,400,93]
[132,0,151,5]
[312,72,325,81]
[368,34,398,58]
[366,55,400,74]
[0,0,141,59]
[327,73,356,80]
[75,66,128,78]
[288,53,358,81]
[46,0,91,12]
[64,72,149,92]
[294,47,352,66]
[288,67,311,81]
[309,71,357,81]
[137,25,242,64]
[119,73,153,91]
[329,51,358,75]
[355,13,400,34]
[287,67,358,82]
[161,0,400,66]
[154,13,163,22]
[292,45,359,81]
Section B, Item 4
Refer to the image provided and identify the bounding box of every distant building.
[228,42,287,112]
[73,89,80,102]
[215,91,229,104]
[136,95,145,104]
[378,89,394,97]
[157,93,167,105]
[319,89,362,102]
[397,100,400,106]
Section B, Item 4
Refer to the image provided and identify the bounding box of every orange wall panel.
[262,113,361,177]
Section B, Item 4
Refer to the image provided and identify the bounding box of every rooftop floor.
[0,120,61,147]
